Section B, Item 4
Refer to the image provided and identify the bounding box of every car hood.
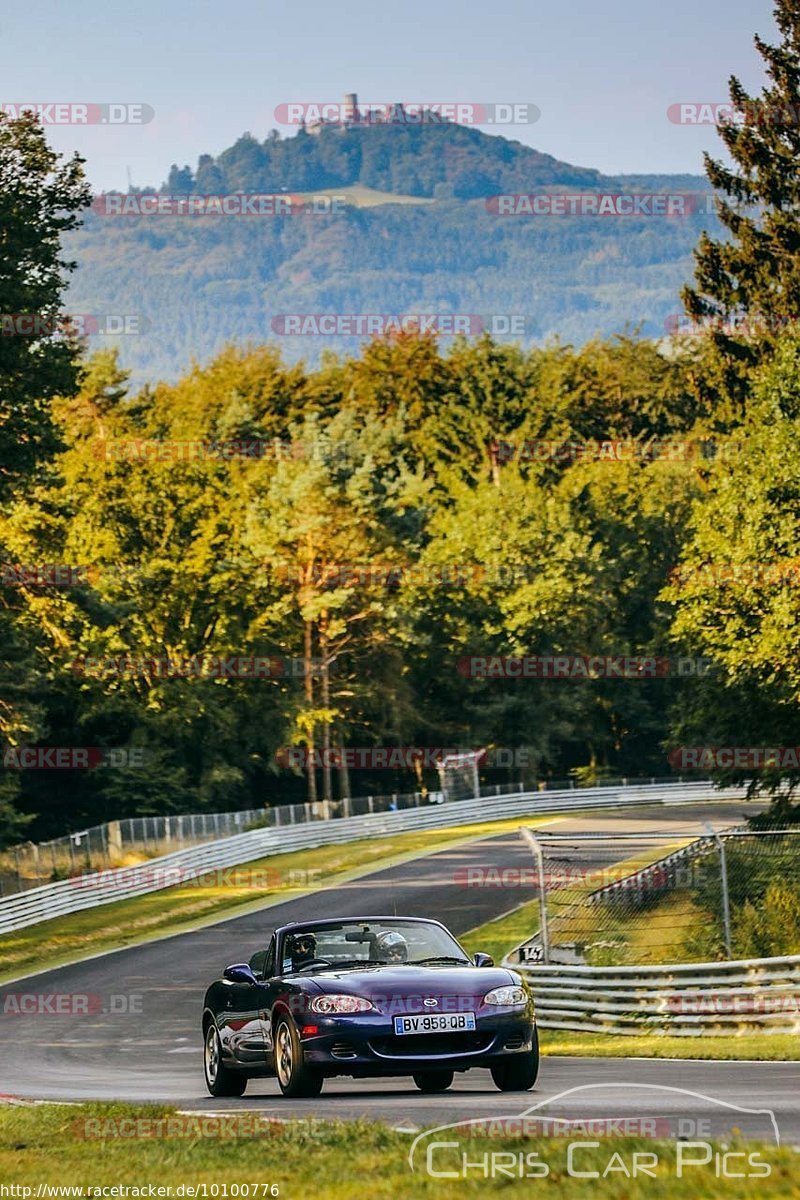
[297,964,522,1008]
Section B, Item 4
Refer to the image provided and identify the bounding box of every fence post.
[714,830,733,959]
[519,829,550,965]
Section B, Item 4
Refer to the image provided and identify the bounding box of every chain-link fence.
[517,828,800,966]
[0,773,683,899]
[0,796,426,896]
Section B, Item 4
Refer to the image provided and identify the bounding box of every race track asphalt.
[1,799,797,1143]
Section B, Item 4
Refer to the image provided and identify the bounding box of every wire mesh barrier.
[0,773,678,898]
[0,795,429,897]
[512,828,800,968]
[0,781,727,935]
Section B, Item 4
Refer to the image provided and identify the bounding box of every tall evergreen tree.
[682,1,800,407]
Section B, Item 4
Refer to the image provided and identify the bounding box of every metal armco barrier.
[0,781,726,936]
[511,955,800,1036]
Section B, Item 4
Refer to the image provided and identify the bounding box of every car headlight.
[310,994,375,1014]
[483,985,527,1007]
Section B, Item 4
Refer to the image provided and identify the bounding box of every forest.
[3,6,800,844]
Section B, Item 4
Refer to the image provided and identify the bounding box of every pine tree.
[682,1,800,392]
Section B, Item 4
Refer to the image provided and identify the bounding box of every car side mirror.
[224,963,258,984]
[474,952,494,968]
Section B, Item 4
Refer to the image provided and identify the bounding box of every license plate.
[393,1011,476,1035]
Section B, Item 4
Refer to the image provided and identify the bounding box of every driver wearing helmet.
[376,930,408,963]
[287,930,317,971]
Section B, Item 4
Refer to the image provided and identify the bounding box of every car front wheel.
[204,1023,247,1097]
[274,1017,324,1098]
[490,1027,540,1092]
[413,1070,454,1093]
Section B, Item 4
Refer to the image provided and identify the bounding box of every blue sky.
[0,0,775,191]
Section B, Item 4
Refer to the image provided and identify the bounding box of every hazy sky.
[0,0,776,191]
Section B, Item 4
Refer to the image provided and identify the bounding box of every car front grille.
[369,1032,493,1058]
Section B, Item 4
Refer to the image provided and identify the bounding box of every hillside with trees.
[65,121,714,383]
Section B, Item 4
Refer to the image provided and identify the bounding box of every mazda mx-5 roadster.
[201,915,538,1097]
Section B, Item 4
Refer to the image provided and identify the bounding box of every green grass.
[0,810,570,984]
[620,888,705,963]
[539,1029,800,1061]
[0,1103,794,1198]
[460,897,544,967]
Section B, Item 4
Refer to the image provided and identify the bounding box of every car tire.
[204,1022,247,1097]
[412,1070,454,1093]
[274,1017,324,1098]
[490,1027,540,1092]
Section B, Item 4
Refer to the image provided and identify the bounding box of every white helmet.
[376,930,408,962]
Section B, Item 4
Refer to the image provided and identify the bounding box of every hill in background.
[66,120,716,383]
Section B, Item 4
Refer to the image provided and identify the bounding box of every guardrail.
[0,780,727,936]
[586,832,716,907]
[511,955,800,1036]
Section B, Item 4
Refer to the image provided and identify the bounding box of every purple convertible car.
[202,915,538,1097]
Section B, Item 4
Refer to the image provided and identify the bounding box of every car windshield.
[279,919,470,973]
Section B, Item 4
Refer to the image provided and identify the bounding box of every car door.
[256,936,280,1057]
[217,949,269,1066]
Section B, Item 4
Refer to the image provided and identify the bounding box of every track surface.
[1,800,797,1142]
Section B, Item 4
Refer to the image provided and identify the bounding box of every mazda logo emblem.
[423,998,438,1007]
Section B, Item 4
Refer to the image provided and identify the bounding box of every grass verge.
[0,810,570,984]
[0,1103,794,1198]
[539,1030,800,1061]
